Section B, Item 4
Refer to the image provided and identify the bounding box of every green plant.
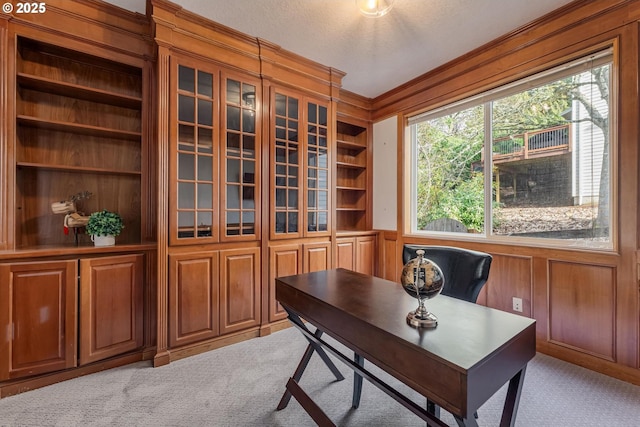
[86,210,124,236]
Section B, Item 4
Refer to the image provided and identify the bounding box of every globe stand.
[406,300,438,328]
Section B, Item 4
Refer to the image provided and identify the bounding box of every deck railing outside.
[492,124,571,161]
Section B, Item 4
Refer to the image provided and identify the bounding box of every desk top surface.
[276,268,536,372]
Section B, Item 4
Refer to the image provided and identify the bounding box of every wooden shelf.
[336,120,369,232]
[336,161,366,170]
[17,73,142,109]
[13,37,145,249]
[337,139,366,150]
[17,162,142,176]
[17,115,141,141]
[337,185,366,191]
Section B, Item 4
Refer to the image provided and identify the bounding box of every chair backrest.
[402,245,492,303]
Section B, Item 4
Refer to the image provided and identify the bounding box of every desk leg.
[499,365,527,427]
[352,353,365,408]
[277,311,345,411]
[426,399,440,419]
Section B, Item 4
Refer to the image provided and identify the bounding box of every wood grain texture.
[268,244,302,322]
[548,261,616,360]
[0,260,77,380]
[485,254,533,317]
[219,247,260,334]
[168,251,220,348]
[79,254,144,365]
[303,242,331,273]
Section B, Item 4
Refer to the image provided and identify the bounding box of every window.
[408,50,614,248]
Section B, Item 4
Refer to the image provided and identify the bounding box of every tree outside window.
[410,51,612,247]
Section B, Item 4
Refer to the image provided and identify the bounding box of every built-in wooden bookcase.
[336,120,368,231]
[14,37,143,248]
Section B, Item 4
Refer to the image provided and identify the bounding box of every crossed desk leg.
[277,307,448,427]
[276,313,345,411]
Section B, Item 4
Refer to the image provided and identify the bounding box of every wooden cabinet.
[335,234,376,276]
[14,37,145,248]
[170,58,261,245]
[0,260,77,380]
[336,120,370,231]
[169,247,261,346]
[268,244,302,322]
[219,247,260,334]
[270,88,331,239]
[268,241,331,322]
[168,251,220,348]
[79,254,144,365]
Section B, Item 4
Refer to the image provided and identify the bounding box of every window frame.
[404,47,617,251]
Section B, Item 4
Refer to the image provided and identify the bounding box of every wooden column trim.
[0,17,9,250]
[154,46,171,367]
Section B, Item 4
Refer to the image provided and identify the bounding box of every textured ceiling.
[105,0,575,98]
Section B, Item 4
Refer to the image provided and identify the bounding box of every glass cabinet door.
[221,73,260,241]
[305,101,330,234]
[272,90,301,239]
[172,62,219,244]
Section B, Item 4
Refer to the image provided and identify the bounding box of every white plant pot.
[91,235,115,247]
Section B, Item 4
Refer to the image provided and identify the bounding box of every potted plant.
[86,210,124,247]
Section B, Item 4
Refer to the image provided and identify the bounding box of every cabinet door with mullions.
[271,89,302,239]
[305,100,330,235]
[170,59,219,245]
[270,88,331,239]
[221,72,261,241]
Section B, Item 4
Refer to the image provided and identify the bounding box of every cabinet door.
[170,60,220,245]
[271,89,302,239]
[304,99,331,236]
[0,260,77,380]
[219,247,260,334]
[79,254,144,365]
[356,236,376,276]
[335,238,356,271]
[220,71,261,241]
[304,242,331,273]
[269,244,302,322]
[169,251,220,347]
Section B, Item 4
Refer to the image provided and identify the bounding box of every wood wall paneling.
[548,261,616,361]
[355,235,376,276]
[382,232,398,282]
[484,254,533,316]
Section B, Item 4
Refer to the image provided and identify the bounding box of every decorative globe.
[400,250,444,327]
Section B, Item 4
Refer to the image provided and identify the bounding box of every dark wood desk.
[276,268,536,427]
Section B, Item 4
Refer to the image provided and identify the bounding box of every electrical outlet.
[512,297,523,312]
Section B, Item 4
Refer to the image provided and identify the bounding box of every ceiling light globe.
[356,0,395,18]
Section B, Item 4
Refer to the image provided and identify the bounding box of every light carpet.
[1,327,639,426]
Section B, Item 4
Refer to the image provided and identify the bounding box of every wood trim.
[6,0,152,66]
[373,0,639,119]
[154,47,171,367]
[0,19,10,250]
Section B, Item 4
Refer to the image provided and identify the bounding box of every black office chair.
[402,244,492,303]
[404,244,492,421]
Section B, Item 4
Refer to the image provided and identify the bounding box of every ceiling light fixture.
[356,0,395,18]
